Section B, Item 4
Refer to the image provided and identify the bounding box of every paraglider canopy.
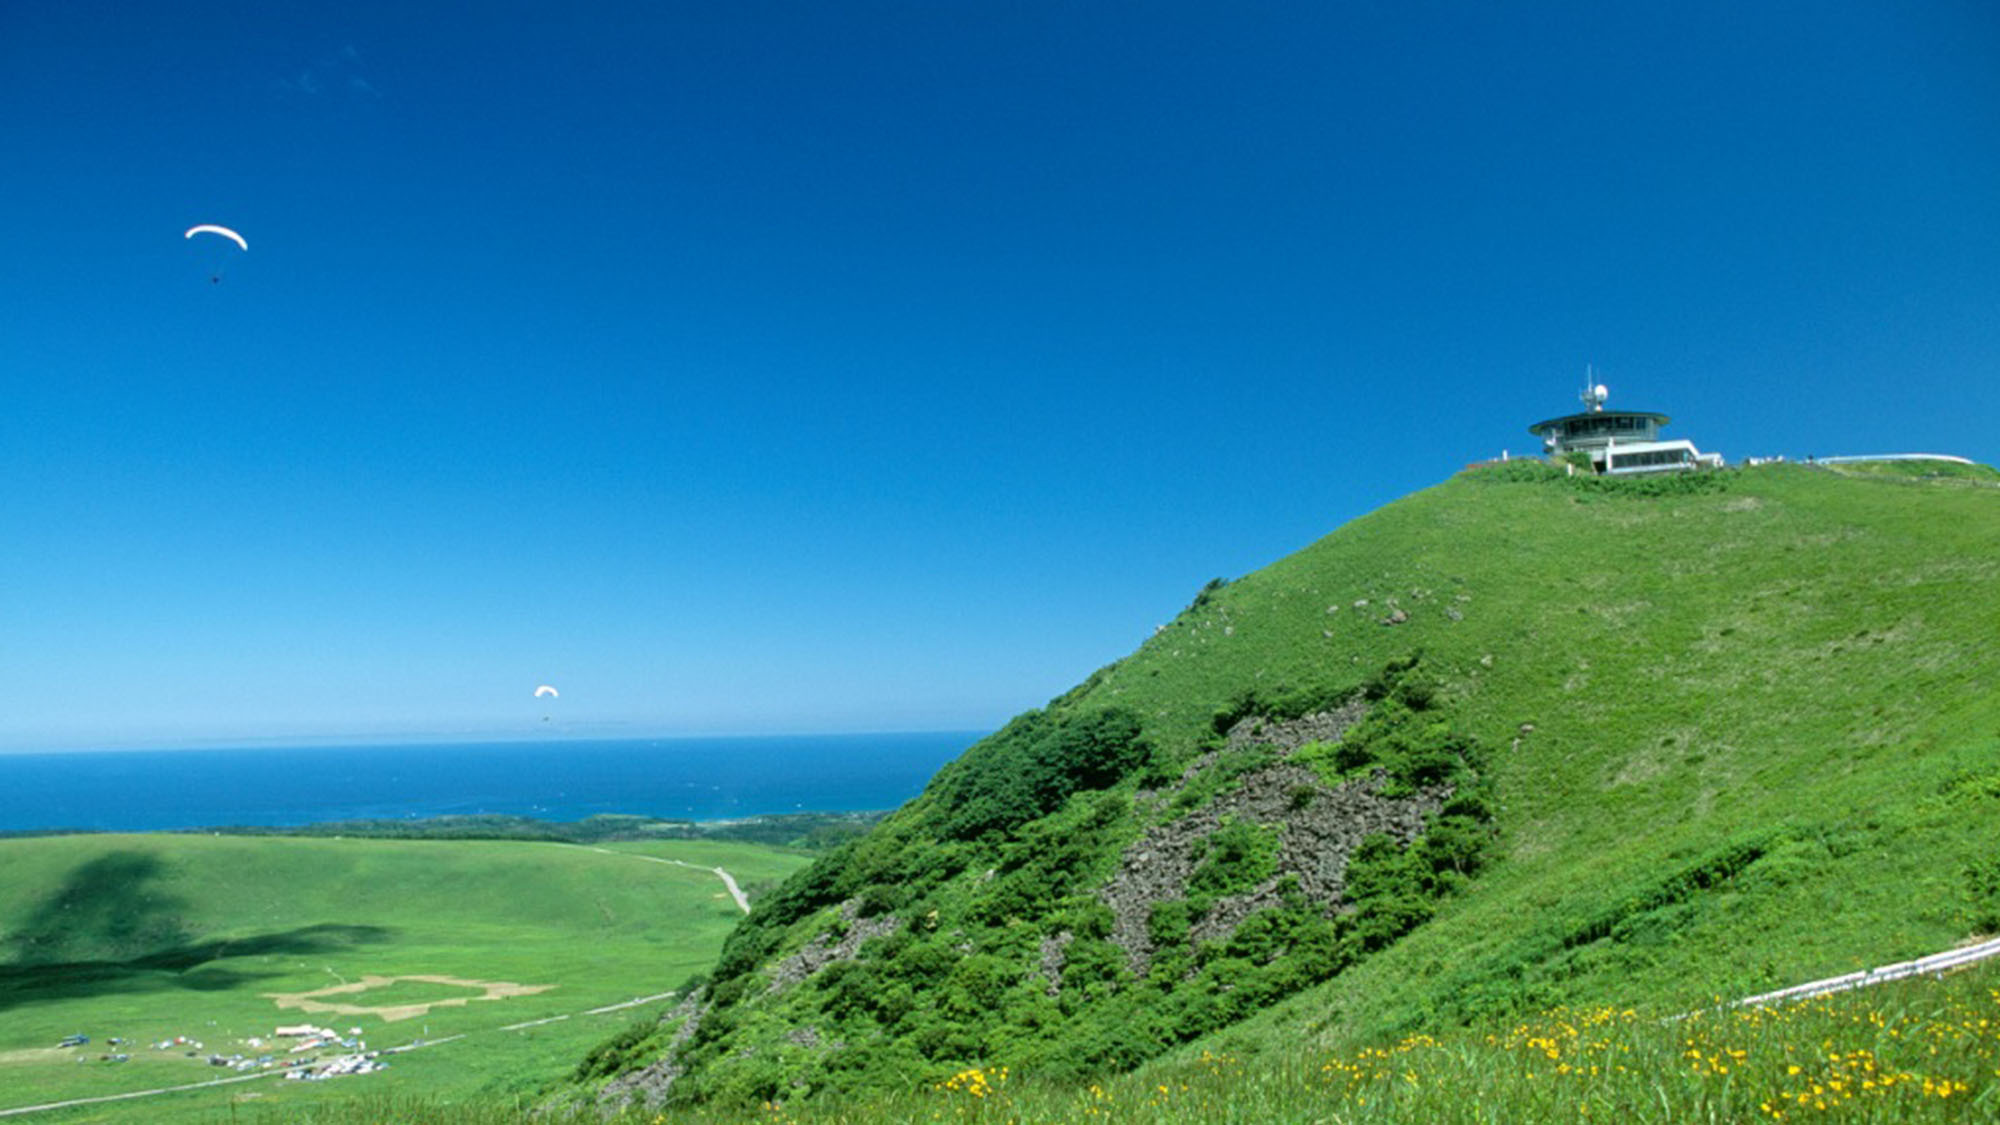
[533,685,559,699]
[184,224,248,252]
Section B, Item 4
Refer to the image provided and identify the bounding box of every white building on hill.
[1529,382,1722,475]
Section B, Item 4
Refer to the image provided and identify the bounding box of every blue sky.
[3,2,1995,750]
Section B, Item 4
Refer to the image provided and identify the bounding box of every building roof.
[1527,409,1670,437]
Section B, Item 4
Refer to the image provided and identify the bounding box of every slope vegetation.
[579,461,2000,1110]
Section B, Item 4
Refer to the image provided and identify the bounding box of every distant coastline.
[0,809,888,852]
[0,731,978,834]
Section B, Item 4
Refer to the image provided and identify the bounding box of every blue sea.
[0,732,981,833]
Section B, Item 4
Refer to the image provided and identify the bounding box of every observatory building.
[1529,383,1723,475]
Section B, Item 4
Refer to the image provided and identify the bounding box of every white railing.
[1737,936,2000,1009]
[1812,453,1974,465]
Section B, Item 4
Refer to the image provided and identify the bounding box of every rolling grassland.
[0,833,810,1122]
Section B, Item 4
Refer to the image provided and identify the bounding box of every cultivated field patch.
[266,974,555,1022]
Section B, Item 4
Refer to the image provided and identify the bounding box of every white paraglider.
[185,224,247,283]
[534,685,559,699]
[184,224,249,251]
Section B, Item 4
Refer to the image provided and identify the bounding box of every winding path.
[583,847,751,914]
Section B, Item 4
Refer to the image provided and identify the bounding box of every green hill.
[573,461,2000,1112]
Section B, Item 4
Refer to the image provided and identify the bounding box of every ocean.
[0,732,981,833]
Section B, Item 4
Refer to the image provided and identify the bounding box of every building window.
[1609,447,1693,471]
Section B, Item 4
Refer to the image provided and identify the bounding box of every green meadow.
[0,832,811,1122]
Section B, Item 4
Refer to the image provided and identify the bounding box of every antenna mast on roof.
[1580,366,1609,413]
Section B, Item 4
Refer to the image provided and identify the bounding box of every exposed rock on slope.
[581,667,1490,1108]
[766,899,900,993]
[1096,702,1447,975]
[1102,762,1450,974]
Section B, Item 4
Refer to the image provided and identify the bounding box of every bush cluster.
[1464,456,1738,497]
[1289,658,1481,800]
[571,1018,667,1082]
[934,708,1152,841]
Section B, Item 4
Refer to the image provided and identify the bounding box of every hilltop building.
[1529,382,1722,475]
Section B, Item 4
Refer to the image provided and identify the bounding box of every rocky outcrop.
[1221,698,1368,752]
[767,899,900,993]
[1102,767,1447,974]
[1103,703,1448,975]
[598,699,1467,1104]
[596,989,709,1113]
[594,899,895,1112]
[1038,930,1074,997]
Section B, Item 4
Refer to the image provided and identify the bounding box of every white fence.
[1812,453,1974,466]
[1737,936,2000,1009]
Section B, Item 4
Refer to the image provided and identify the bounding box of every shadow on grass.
[0,850,392,1011]
[0,923,394,1010]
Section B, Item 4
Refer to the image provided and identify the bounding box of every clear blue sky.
[3,2,1995,750]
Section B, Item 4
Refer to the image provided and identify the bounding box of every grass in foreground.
[245,961,2000,1123]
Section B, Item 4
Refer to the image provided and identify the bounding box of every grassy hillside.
[1145,461,2000,1060]
[571,461,2000,1112]
[0,834,811,1122]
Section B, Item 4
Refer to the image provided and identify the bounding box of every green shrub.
[855,881,902,917]
[1189,576,1229,611]
[1966,857,2000,933]
[938,708,1151,841]
[1186,818,1279,901]
[1564,465,1738,497]
[1345,834,1436,952]
[1465,458,1566,483]
[571,1017,664,1082]
[1148,899,1193,947]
